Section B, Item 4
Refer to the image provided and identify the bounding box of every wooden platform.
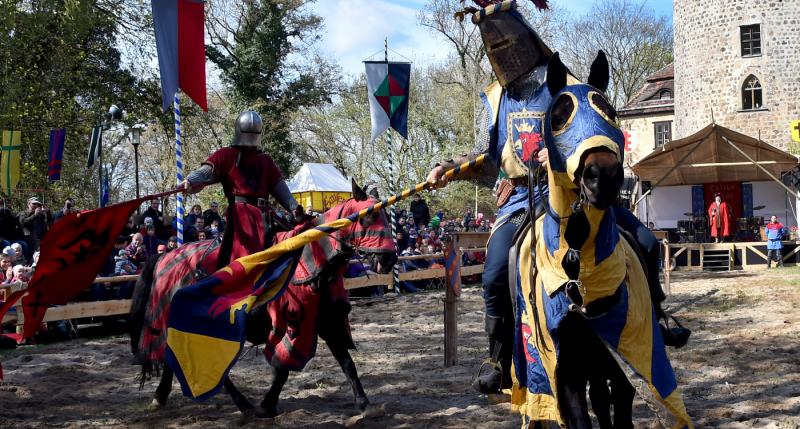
[667,241,800,271]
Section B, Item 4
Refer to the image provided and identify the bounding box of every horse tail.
[129,253,162,358]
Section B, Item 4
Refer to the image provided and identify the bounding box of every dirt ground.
[1,268,800,428]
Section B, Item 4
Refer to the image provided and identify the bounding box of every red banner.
[703,182,742,221]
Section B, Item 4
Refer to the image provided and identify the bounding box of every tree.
[0,0,161,209]
[205,0,336,174]
[558,0,673,107]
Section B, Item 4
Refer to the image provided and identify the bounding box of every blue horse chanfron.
[510,51,693,428]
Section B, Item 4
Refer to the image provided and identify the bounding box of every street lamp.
[99,104,124,208]
[130,125,143,214]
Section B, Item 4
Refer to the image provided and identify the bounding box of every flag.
[152,0,208,112]
[165,216,358,400]
[87,126,102,167]
[48,128,66,181]
[101,168,110,207]
[365,61,411,142]
[0,130,21,196]
[17,196,148,337]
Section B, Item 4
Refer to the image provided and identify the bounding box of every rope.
[174,91,184,245]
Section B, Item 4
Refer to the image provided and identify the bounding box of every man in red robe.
[708,193,731,243]
[182,110,303,266]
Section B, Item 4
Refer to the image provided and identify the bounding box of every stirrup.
[660,314,691,349]
[471,359,503,394]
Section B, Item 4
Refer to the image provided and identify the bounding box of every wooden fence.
[1,232,491,366]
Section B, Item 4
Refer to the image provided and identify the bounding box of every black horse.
[130,181,397,417]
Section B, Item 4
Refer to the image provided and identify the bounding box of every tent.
[630,123,800,229]
[288,163,352,212]
[632,123,798,186]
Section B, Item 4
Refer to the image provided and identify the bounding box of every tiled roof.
[618,63,675,117]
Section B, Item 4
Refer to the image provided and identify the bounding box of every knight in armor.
[426,0,687,396]
[182,110,305,267]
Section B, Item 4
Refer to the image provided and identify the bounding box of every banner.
[87,126,102,167]
[48,128,66,181]
[152,0,208,111]
[365,61,411,142]
[0,130,21,196]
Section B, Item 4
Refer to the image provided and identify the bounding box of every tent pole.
[632,140,706,206]
[722,136,800,199]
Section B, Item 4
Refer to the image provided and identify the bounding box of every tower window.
[658,90,672,100]
[654,121,672,148]
[742,75,763,110]
[740,24,761,56]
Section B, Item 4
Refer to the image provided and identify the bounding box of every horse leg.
[258,367,289,418]
[151,366,174,409]
[224,377,254,412]
[556,375,593,429]
[608,364,634,429]
[328,339,369,411]
[588,376,613,429]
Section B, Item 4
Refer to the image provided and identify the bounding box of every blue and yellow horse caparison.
[510,51,693,429]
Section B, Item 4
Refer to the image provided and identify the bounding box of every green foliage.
[0,0,160,209]
[206,0,333,174]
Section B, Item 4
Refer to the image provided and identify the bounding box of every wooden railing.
[1,233,491,358]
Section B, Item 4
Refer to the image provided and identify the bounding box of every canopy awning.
[631,123,798,186]
[288,163,351,193]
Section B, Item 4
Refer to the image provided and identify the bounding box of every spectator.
[208,219,221,239]
[166,236,179,251]
[462,209,474,232]
[121,217,137,238]
[197,230,208,241]
[186,204,203,228]
[142,199,167,239]
[10,243,26,266]
[0,254,12,283]
[409,194,431,229]
[126,233,146,267]
[142,225,161,257]
[157,244,167,255]
[102,236,130,276]
[10,265,33,284]
[0,199,21,246]
[114,250,137,276]
[18,197,52,255]
[188,217,206,242]
[766,215,785,268]
[203,201,223,231]
[53,197,77,222]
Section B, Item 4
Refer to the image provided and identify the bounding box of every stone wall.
[674,0,800,152]
[620,112,676,166]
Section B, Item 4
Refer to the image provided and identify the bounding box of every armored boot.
[472,315,512,394]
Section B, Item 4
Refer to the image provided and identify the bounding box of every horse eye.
[590,92,617,123]
[550,93,575,132]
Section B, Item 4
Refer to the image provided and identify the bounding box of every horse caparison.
[129,179,397,417]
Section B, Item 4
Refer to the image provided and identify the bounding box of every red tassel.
[530,0,549,10]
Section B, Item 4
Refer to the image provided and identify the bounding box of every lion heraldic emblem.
[508,111,544,165]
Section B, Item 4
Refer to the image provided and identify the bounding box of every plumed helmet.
[472,0,552,87]
[232,110,263,147]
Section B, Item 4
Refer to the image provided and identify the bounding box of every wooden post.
[443,234,461,367]
[663,241,671,296]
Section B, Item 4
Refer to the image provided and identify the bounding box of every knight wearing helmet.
[426,0,687,396]
[182,110,304,267]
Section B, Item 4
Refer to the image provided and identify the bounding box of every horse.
[129,179,397,416]
[509,51,693,429]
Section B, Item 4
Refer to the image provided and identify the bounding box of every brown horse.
[129,180,397,416]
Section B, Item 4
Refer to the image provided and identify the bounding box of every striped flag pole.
[384,39,401,291]
[174,90,185,245]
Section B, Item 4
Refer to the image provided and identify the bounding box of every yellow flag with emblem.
[1,131,21,196]
[791,120,800,143]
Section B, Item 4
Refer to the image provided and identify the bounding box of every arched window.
[659,90,672,100]
[742,75,762,110]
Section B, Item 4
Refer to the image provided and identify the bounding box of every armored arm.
[184,164,217,194]
[271,180,299,213]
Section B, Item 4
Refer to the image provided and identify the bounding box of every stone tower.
[673,0,800,151]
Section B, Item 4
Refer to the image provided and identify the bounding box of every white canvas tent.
[288,163,352,212]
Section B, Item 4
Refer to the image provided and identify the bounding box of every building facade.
[618,64,675,167]
[673,0,800,151]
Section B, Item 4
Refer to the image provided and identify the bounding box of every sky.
[311,0,674,76]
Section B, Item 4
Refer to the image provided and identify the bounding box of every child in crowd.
[114,250,137,276]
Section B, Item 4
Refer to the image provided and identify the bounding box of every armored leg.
[473,221,516,394]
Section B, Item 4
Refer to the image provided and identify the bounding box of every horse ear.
[351,178,368,201]
[368,186,380,200]
[546,52,567,96]
[587,50,610,93]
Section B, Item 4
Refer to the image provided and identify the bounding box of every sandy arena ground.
[1,268,800,428]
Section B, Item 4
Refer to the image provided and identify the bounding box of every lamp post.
[100,104,123,208]
[130,125,143,214]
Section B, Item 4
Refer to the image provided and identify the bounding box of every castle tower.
[673,0,800,151]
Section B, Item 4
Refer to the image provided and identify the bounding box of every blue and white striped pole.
[174,90,184,245]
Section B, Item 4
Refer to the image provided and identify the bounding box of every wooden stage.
[666,240,800,271]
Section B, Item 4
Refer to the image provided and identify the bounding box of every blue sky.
[311,0,673,75]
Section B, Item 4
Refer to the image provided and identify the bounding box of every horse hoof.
[145,398,163,412]
[356,396,370,412]
[237,408,257,425]
[255,405,279,418]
